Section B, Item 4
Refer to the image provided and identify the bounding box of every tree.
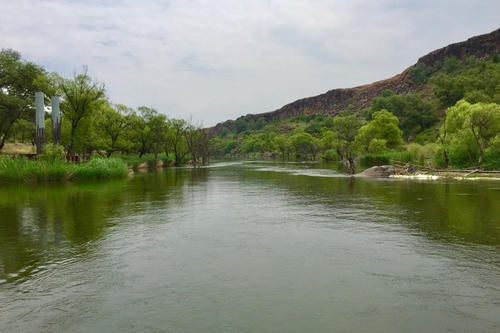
[234,118,248,133]
[432,58,500,107]
[355,109,403,152]
[10,119,35,143]
[147,111,168,163]
[446,100,500,167]
[0,49,47,149]
[331,114,362,174]
[409,63,433,85]
[59,68,105,154]
[166,118,188,166]
[197,129,211,165]
[273,134,289,160]
[128,106,168,161]
[436,109,450,168]
[290,132,319,160]
[184,122,210,167]
[371,91,437,139]
[95,104,132,157]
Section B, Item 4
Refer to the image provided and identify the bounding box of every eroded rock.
[358,165,396,178]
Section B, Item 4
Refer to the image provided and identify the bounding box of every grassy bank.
[0,157,129,183]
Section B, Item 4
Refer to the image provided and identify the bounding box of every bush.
[483,150,500,170]
[414,128,438,144]
[160,154,174,166]
[409,63,433,85]
[41,143,66,162]
[360,150,414,167]
[448,146,477,169]
[321,149,339,161]
[407,143,440,167]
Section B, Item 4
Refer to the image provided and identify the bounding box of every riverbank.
[0,157,129,183]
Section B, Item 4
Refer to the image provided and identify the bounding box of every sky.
[1,1,499,126]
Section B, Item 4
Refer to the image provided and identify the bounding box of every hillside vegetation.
[209,30,500,172]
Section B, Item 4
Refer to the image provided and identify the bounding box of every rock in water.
[358,165,396,178]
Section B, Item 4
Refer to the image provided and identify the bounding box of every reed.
[0,156,128,183]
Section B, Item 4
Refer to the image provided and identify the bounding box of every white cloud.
[1,0,499,125]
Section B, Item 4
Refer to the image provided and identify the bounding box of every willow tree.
[167,119,188,166]
[355,109,403,152]
[446,100,500,167]
[59,68,105,154]
[95,103,132,157]
[184,122,211,167]
[0,49,47,149]
[332,114,362,174]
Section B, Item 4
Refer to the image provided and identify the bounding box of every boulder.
[358,165,396,178]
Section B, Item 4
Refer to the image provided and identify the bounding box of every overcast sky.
[1,0,499,126]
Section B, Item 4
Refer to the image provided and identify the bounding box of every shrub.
[41,143,66,162]
[483,150,500,170]
[409,63,433,85]
[321,149,339,161]
[407,143,441,167]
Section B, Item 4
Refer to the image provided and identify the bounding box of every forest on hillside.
[211,54,500,172]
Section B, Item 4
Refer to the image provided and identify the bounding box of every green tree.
[148,112,168,163]
[0,49,47,149]
[371,91,437,138]
[443,56,459,73]
[234,118,248,133]
[355,109,403,152]
[59,68,106,154]
[273,134,290,160]
[184,122,210,167]
[10,119,35,143]
[432,58,500,107]
[446,100,500,166]
[95,104,132,157]
[129,109,151,158]
[409,63,433,85]
[331,114,362,174]
[290,132,320,160]
[166,118,188,166]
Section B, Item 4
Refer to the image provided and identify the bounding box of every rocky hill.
[210,28,500,135]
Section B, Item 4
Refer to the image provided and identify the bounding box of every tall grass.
[71,158,128,181]
[0,157,128,183]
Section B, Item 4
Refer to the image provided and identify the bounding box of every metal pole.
[35,92,45,154]
[51,96,61,144]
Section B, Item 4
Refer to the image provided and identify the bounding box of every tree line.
[0,49,210,166]
[2,49,500,172]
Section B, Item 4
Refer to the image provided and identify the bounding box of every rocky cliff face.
[209,28,500,135]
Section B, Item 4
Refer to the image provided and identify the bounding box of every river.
[0,162,499,332]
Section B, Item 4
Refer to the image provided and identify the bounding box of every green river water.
[0,162,499,332]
